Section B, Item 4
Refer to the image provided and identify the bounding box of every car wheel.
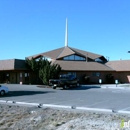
[52,86,56,89]
[76,83,80,87]
[63,85,67,89]
[0,90,5,96]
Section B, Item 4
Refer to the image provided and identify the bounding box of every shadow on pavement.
[3,91,55,97]
[37,85,51,88]
[68,85,101,90]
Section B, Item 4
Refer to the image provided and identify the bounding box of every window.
[6,74,9,77]
[63,54,86,61]
[95,58,103,63]
[69,55,75,60]
[68,72,76,78]
[6,73,10,83]
[25,73,29,82]
[64,57,69,60]
[35,56,52,61]
[20,73,22,78]
[93,72,100,77]
[75,55,80,60]
[25,73,28,77]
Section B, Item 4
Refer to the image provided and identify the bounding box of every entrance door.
[3,73,10,83]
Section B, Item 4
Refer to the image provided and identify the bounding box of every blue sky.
[0,0,130,61]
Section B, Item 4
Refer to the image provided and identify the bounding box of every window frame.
[93,72,100,77]
[63,54,86,61]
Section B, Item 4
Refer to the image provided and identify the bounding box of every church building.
[0,19,130,84]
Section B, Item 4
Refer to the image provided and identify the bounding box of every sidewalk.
[101,84,130,90]
[82,84,130,90]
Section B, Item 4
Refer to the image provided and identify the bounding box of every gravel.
[0,104,130,130]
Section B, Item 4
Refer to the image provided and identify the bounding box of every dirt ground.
[0,104,130,130]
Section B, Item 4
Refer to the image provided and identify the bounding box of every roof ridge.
[107,59,130,62]
[69,47,104,60]
[27,47,64,59]
[70,47,102,56]
[56,46,75,59]
[69,47,87,57]
[56,47,66,59]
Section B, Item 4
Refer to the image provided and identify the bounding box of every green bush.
[26,56,61,85]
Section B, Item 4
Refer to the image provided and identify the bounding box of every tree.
[26,56,61,85]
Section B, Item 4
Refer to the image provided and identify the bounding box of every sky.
[0,0,130,61]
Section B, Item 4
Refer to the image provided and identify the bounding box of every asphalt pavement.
[1,84,130,114]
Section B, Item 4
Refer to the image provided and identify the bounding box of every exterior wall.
[104,71,130,83]
[76,71,114,84]
[28,72,41,84]
[61,71,115,84]
[10,72,17,83]
[0,71,31,84]
[1,70,130,84]
[0,72,10,83]
[115,72,130,83]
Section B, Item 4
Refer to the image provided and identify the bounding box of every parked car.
[0,85,9,96]
[49,74,80,89]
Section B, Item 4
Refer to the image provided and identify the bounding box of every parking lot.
[1,84,130,113]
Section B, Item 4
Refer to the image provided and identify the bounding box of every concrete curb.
[1,100,130,114]
[6,100,15,103]
[42,104,72,109]
[0,100,7,103]
[118,110,130,114]
[76,107,112,112]
[0,100,40,106]
[16,102,39,106]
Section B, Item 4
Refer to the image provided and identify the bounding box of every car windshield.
[59,74,75,80]
[68,75,75,80]
[60,75,69,79]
